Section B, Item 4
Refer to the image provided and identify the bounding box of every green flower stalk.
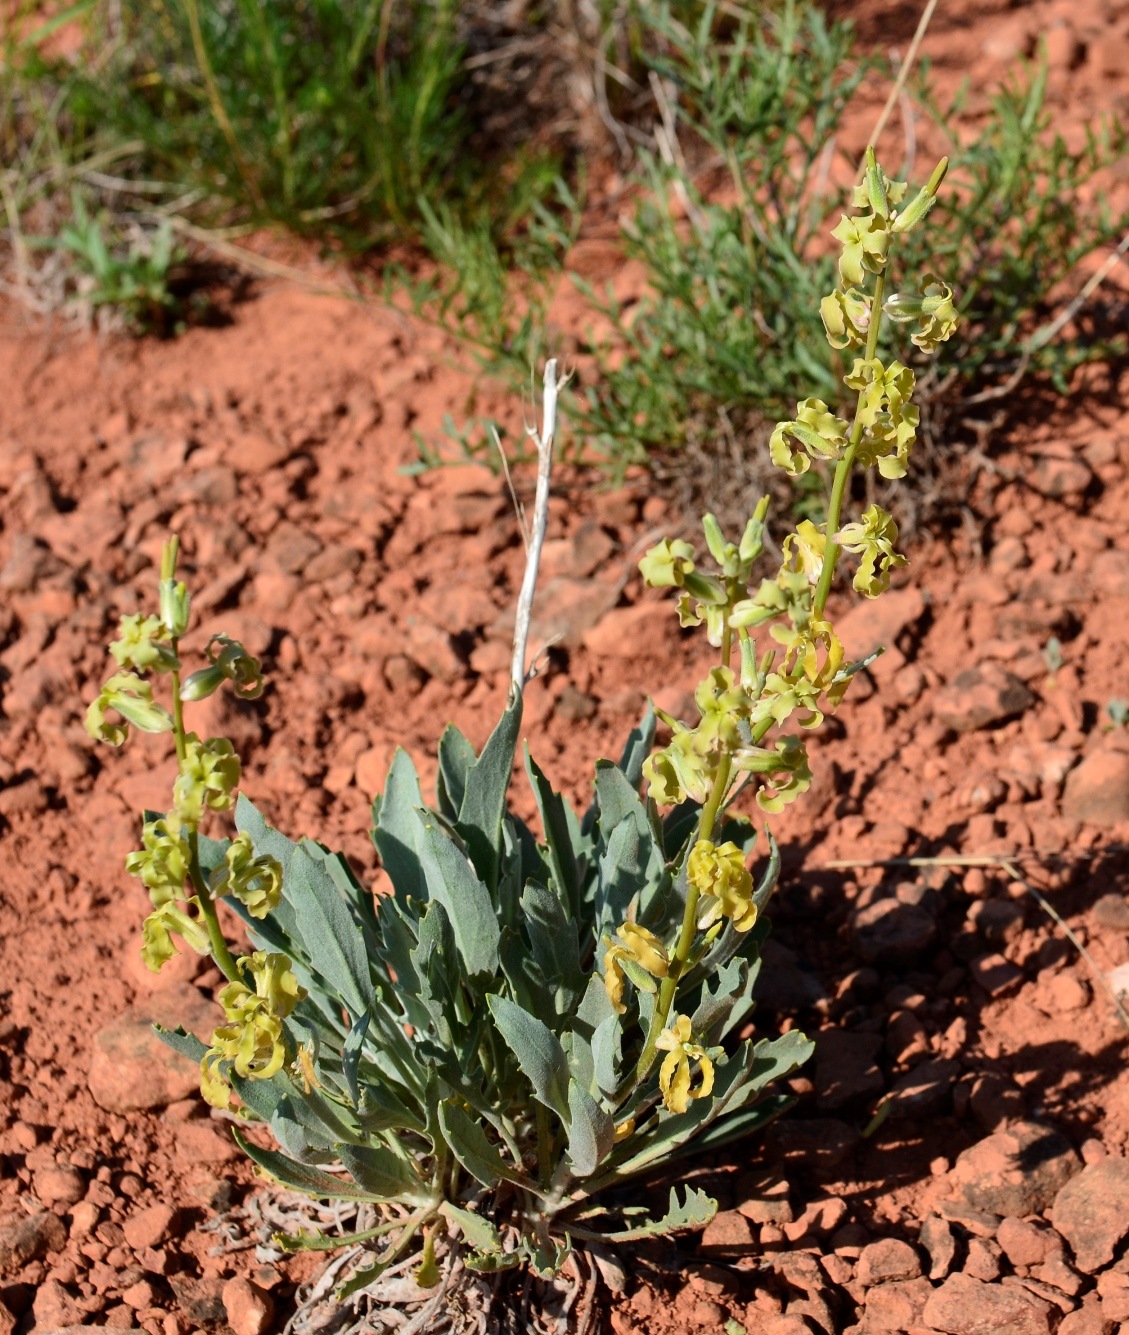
[633,147,956,1083]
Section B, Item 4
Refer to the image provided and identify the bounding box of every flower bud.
[159,578,191,637]
[180,665,226,701]
[891,156,949,234]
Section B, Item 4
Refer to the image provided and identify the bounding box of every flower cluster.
[628,150,958,1121]
[604,923,669,1014]
[688,840,757,932]
[200,952,306,1110]
[85,538,277,977]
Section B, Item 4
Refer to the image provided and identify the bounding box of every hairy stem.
[813,268,887,617]
[635,753,733,1083]
[170,661,239,984]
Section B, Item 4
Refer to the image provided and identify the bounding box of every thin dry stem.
[510,359,567,693]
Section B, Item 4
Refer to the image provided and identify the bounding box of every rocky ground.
[2,0,1129,1332]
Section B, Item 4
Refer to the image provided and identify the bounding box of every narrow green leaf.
[342,1009,371,1108]
[525,748,583,918]
[590,1014,622,1099]
[153,1025,209,1063]
[371,749,428,905]
[437,724,478,820]
[274,1222,395,1253]
[288,843,372,1019]
[617,705,657,789]
[522,880,584,1009]
[456,692,522,889]
[488,995,570,1121]
[597,1186,717,1242]
[334,1143,429,1204]
[233,1130,390,1201]
[440,1201,502,1253]
[418,816,500,977]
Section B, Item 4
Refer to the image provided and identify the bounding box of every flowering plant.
[87,148,953,1296]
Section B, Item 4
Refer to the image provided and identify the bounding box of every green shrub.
[85,148,952,1303]
[57,0,554,244]
[415,2,1126,508]
[572,6,1127,481]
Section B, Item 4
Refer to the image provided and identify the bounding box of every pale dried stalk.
[510,359,566,693]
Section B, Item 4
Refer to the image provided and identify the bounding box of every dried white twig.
[510,360,568,694]
[858,0,940,178]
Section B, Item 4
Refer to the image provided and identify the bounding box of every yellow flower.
[199,952,306,1103]
[639,538,696,589]
[837,504,907,598]
[603,923,670,1015]
[210,831,283,919]
[126,815,190,907]
[140,898,212,973]
[655,1016,715,1114]
[109,613,178,673]
[688,839,757,933]
[173,734,241,825]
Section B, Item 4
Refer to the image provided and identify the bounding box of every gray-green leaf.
[488,995,570,1122]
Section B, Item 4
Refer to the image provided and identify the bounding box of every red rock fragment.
[923,1272,1059,1335]
[1062,751,1129,827]
[1051,1157,1129,1273]
[857,1238,923,1288]
[222,1277,275,1335]
[933,664,1035,733]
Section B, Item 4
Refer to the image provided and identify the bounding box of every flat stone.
[1063,751,1129,827]
[766,1118,861,1172]
[1057,1307,1116,1335]
[699,1209,755,1254]
[997,1216,1058,1268]
[88,983,217,1113]
[924,1272,1058,1335]
[122,1204,181,1252]
[861,1277,935,1332]
[969,952,1024,997]
[583,601,671,658]
[31,1164,85,1208]
[948,1121,1081,1218]
[222,1276,275,1335]
[521,575,622,648]
[851,899,936,966]
[1051,1156,1129,1273]
[920,1215,957,1280]
[1091,548,1129,596]
[857,1237,923,1287]
[1093,893,1129,930]
[0,1211,67,1275]
[1029,452,1092,500]
[933,664,1035,733]
[31,1278,83,1330]
[886,1058,960,1118]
